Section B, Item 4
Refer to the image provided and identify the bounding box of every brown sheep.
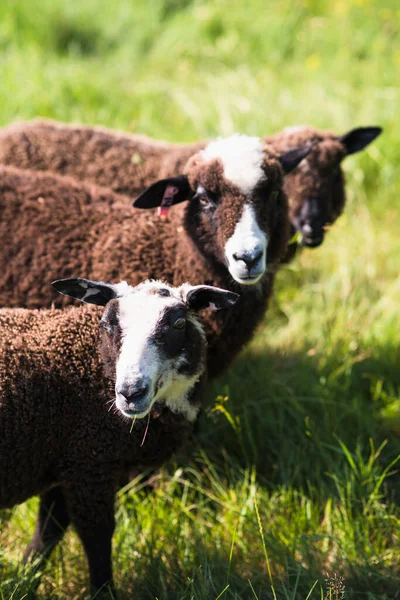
[0,135,308,378]
[265,125,382,257]
[0,278,238,598]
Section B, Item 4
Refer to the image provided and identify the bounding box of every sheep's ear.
[278,145,311,173]
[133,176,191,214]
[184,285,239,311]
[339,126,382,155]
[52,278,118,306]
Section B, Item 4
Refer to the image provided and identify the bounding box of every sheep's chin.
[120,407,152,419]
[229,269,264,286]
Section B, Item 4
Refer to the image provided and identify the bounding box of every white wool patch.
[201,134,265,195]
[163,373,201,422]
[113,280,134,297]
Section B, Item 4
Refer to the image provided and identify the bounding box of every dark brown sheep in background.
[0,134,308,378]
[265,124,382,256]
[0,119,381,259]
[0,278,238,598]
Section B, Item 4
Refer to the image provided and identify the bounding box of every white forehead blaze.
[201,134,265,195]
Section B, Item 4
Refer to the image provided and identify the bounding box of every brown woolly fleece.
[0,119,351,256]
[0,119,205,197]
[0,305,200,596]
[0,164,289,378]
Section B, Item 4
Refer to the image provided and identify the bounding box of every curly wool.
[0,165,288,378]
[0,119,205,197]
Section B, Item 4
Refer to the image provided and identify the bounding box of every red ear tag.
[158,206,170,217]
[157,185,179,217]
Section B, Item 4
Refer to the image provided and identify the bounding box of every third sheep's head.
[52,277,238,420]
[273,126,382,248]
[133,135,310,286]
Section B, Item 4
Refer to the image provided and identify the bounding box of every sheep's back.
[0,119,204,197]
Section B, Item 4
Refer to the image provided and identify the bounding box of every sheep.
[264,125,382,255]
[0,119,382,256]
[0,277,239,598]
[0,135,309,378]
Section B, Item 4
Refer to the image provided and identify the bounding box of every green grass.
[0,0,399,598]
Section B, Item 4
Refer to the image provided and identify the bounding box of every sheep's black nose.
[232,249,263,270]
[117,382,150,407]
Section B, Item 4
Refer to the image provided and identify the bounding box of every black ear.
[339,126,382,155]
[133,175,191,209]
[185,285,239,312]
[279,145,311,173]
[52,278,119,306]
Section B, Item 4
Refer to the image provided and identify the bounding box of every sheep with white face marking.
[0,277,238,598]
[0,119,381,258]
[0,136,308,378]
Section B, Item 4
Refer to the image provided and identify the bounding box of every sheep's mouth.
[120,397,154,418]
[229,265,265,286]
[116,388,156,419]
[235,273,263,286]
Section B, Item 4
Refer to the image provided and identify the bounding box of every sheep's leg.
[64,481,117,599]
[22,486,70,597]
[24,485,70,563]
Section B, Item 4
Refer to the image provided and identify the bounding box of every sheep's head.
[52,278,238,420]
[273,126,382,248]
[134,135,310,286]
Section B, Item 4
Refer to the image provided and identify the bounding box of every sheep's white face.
[200,136,269,285]
[101,281,205,421]
[52,277,239,421]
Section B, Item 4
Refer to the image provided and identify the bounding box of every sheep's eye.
[173,317,186,330]
[195,186,218,209]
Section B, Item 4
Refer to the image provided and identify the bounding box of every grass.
[0,0,399,598]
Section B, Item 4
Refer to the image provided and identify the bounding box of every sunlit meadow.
[0,0,399,598]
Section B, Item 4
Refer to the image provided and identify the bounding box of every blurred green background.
[0,0,399,598]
